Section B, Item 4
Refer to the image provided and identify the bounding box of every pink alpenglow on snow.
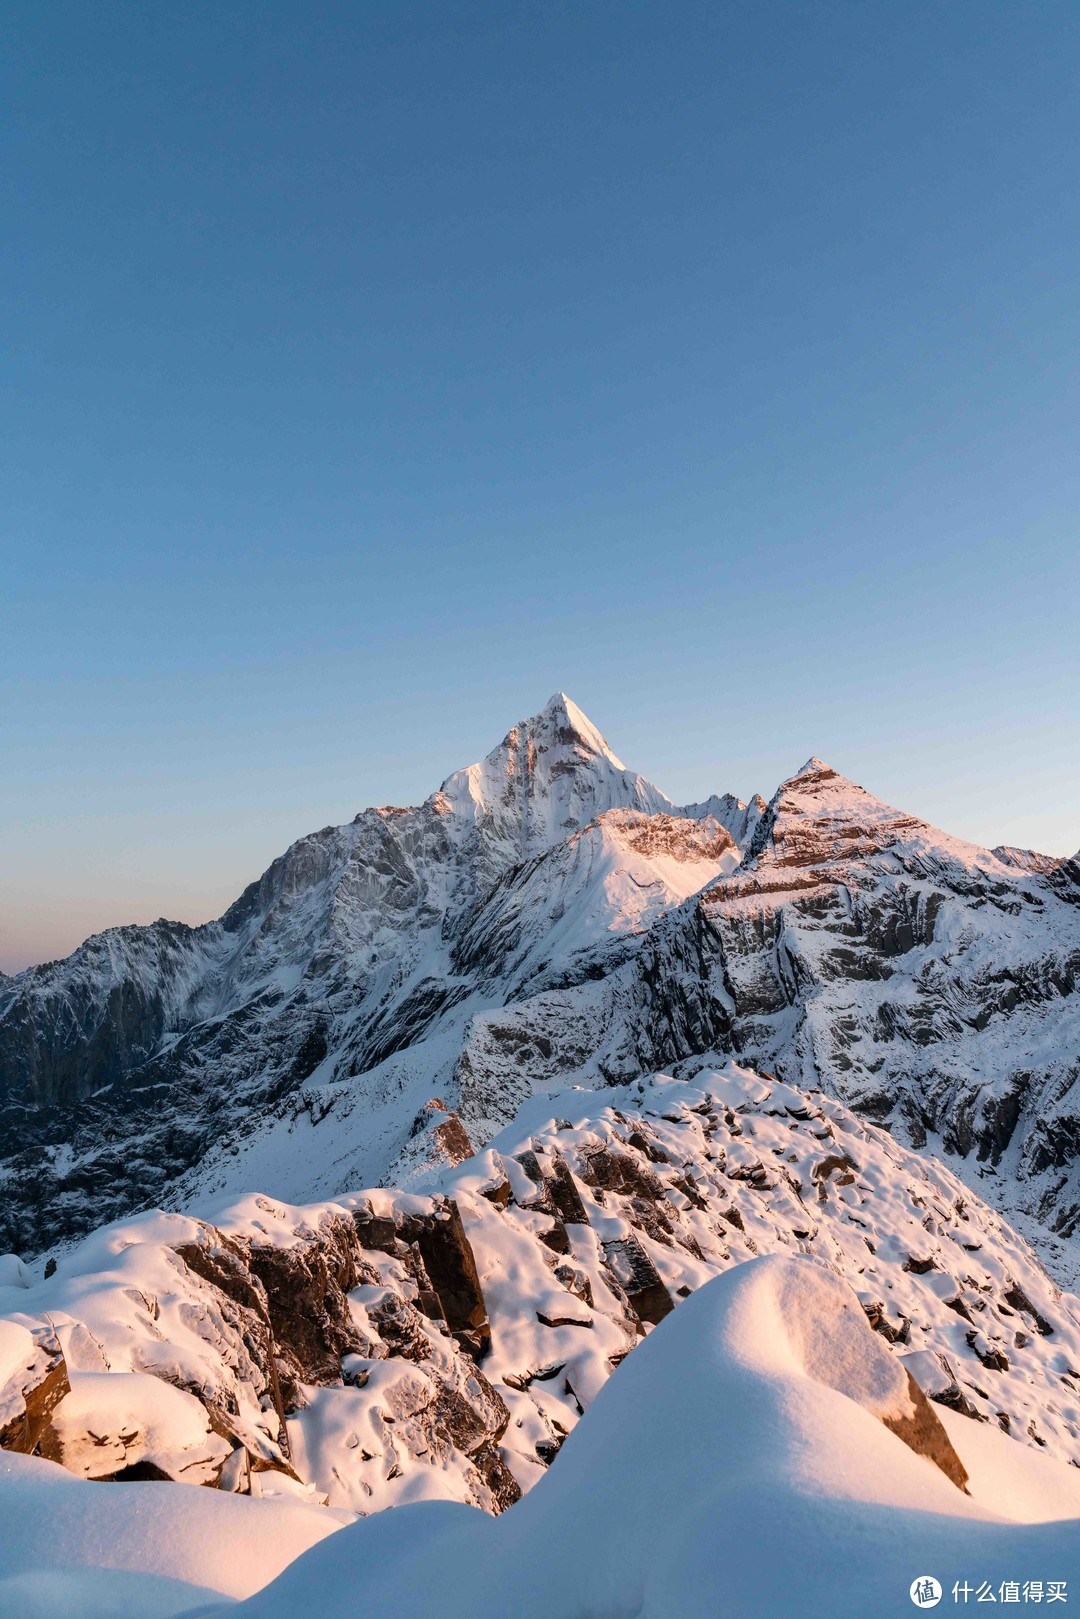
[234,1257,1080,1619]
[0,1447,350,1618]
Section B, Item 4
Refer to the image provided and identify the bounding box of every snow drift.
[239,1258,1080,1619]
[0,1448,348,1618]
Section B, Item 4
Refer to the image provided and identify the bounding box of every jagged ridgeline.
[1,694,1078,1261]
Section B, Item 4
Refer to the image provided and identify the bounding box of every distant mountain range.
[2,693,1078,1271]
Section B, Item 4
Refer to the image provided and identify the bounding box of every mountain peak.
[745,755,928,869]
[793,755,838,779]
[537,692,626,769]
[436,694,670,866]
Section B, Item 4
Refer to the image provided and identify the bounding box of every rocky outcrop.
[882,1369,969,1491]
[0,1191,518,1512]
[3,1065,1077,1518]
[0,1322,69,1455]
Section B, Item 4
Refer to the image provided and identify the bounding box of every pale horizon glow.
[3,695,1077,974]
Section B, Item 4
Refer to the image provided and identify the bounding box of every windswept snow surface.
[233,1257,1080,1619]
[0,1449,348,1618]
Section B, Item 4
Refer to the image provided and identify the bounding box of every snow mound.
[754,1256,912,1417]
[235,1257,1080,1619]
[0,1449,348,1617]
[1,1244,1077,1618]
[0,1256,30,1291]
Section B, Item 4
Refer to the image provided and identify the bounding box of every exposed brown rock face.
[515,1148,590,1266]
[601,1236,674,1328]
[353,1195,493,1358]
[0,1328,69,1455]
[399,1100,478,1183]
[403,1200,490,1356]
[432,1113,475,1165]
[247,1215,368,1402]
[882,1369,969,1491]
[172,1230,291,1458]
[600,810,736,865]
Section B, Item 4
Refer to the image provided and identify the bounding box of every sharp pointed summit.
[436,694,673,869]
[538,691,627,768]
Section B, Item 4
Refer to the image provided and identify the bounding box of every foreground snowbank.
[2,1252,1077,1618]
[0,1450,348,1619]
[236,1255,1079,1619]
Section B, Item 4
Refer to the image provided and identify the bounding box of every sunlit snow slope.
[3,1248,1078,1619]
[233,1257,1080,1619]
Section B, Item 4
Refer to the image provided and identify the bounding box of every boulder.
[47,1372,232,1484]
[397,1199,491,1359]
[0,1320,69,1455]
[602,1235,674,1327]
[882,1370,970,1491]
[247,1215,368,1401]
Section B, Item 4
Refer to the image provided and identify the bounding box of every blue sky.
[3,1,1079,971]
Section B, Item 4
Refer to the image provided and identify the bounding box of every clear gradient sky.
[3,1,1079,973]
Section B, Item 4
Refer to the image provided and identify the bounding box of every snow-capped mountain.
[0,695,750,1254]
[694,758,1080,1260]
[1,697,1078,1276]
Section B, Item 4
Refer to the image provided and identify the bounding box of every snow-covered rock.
[47,1373,232,1484]
[3,1246,1078,1619]
[1,700,1079,1285]
[0,1318,68,1457]
[231,1255,1080,1619]
[436,692,675,868]
[0,1256,30,1290]
[677,787,768,847]
[3,1065,1078,1522]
